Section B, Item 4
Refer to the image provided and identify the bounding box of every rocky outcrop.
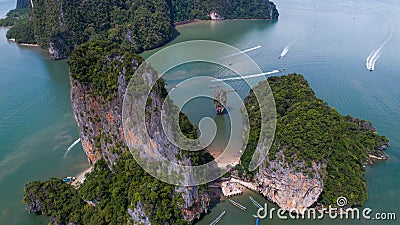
[347,118,389,162]
[128,202,151,225]
[23,178,86,225]
[269,1,279,20]
[210,11,225,20]
[48,37,69,60]
[213,89,227,115]
[70,49,208,222]
[70,69,129,167]
[176,186,209,221]
[255,149,325,213]
[24,191,43,214]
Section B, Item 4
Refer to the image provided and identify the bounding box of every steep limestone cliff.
[255,151,325,212]
[68,40,208,223]
[70,74,127,166]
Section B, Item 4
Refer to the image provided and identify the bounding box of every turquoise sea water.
[1,0,399,224]
[148,0,400,224]
[0,28,88,224]
[0,0,16,18]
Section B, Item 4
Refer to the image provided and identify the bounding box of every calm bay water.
[0,28,88,224]
[1,0,399,224]
[0,0,15,18]
[149,0,400,224]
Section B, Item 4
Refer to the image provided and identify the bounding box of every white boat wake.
[279,46,290,58]
[278,34,304,59]
[64,138,81,158]
[365,20,393,71]
[215,69,284,81]
[221,45,263,59]
[242,45,262,54]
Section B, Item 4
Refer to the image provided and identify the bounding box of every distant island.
[1,0,278,59]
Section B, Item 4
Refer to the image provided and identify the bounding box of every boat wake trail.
[64,138,81,158]
[278,35,304,59]
[216,69,284,81]
[221,45,263,59]
[279,46,290,58]
[365,21,394,71]
[242,45,262,54]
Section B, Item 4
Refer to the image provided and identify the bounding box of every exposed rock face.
[210,11,224,20]
[348,118,389,162]
[49,38,68,60]
[176,186,209,221]
[213,89,227,115]
[128,202,151,225]
[269,1,279,20]
[256,152,325,212]
[70,54,208,223]
[31,0,73,59]
[70,72,128,167]
[24,191,43,214]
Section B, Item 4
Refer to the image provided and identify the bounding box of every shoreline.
[7,38,40,47]
[71,166,93,187]
[174,18,271,28]
[211,177,357,216]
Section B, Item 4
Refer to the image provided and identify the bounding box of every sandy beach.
[71,166,93,187]
[7,38,39,47]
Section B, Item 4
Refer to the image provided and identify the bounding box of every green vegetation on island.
[68,40,143,100]
[0,8,28,27]
[0,1,36,44]
[32,0,172,57]
[171,0,279,22]
[6,18,36,44]
[2,0,278,58]
[240,74,388,206]
[24,153,189,225]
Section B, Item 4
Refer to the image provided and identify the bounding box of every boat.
[62,176,76,182]
[249,196,263,209]
[209,211,226,225]
[228,199,246,211]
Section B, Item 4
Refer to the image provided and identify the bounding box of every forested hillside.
[3,0,278,59]
[240,74,388,207]
[170,0,278,22]
[23,153,191,225]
